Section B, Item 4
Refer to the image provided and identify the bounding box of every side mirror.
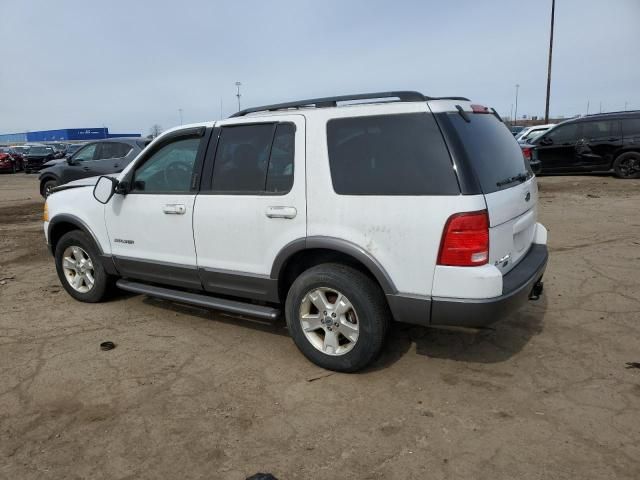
[93,176,118,204]
[66,157,75,165]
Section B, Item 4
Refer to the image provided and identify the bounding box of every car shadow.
[132,293,547,369]
[373,296,548,369]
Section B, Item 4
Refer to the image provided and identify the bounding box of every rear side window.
[440,112,531,194]
[583,120,620,139]
[622,118,640,137]
[97,142,131,159]
[326,113,458,195]
[211,123,295,194]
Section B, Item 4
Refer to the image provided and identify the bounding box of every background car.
[64,143,85,158]
[529,111,640,178]
[510,125,525,136]
[0,148,21,173]
[45,143,69,159]
[23,145,56,173]
[516,124,556,144]
[0,146,25,171]
[39,137,149,197]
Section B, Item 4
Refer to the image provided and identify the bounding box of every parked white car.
[44,91,548,371]
[516,123,556,144]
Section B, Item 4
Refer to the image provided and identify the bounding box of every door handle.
[163,204,186,215]
[83,166,90,171]
[265,206,297,219]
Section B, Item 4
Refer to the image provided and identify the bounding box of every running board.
[116,279,281,320]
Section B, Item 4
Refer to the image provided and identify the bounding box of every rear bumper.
[430,244,548,327]
[388,243,548,328]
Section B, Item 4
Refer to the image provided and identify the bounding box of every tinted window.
[266,123,295,193]
[545,123,579,144]
[583,120,614,139]
[211,124,273,193]
[132,138,200,192]
[437,112,530,194]
[97,142,131,159]
[326,113,458,195]
[74,144,97,162]
[29,146,53,155]
[622,118,640,137]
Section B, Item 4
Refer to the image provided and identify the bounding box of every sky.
[1,0,638,135]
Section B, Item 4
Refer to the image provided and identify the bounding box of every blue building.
[0,127,140,143]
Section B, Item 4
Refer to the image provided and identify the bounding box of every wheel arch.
[48,214,104,256]
[39,173,60,196]
[272,237,397,303]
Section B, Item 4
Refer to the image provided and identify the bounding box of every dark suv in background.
[531,111,640,178]
[39,137,149,197]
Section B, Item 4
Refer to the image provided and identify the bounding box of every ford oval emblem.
[525,191,531,202]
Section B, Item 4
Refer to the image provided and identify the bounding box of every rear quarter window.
[326,113,459,195]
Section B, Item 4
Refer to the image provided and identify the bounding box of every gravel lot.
[1,173,639,479]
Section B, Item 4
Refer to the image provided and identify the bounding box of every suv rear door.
[193,115,305,302]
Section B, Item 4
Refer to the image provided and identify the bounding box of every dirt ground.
[1,172,639,480]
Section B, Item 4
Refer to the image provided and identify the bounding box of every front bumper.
[430,244,548,327]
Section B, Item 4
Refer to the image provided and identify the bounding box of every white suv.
[44,91,548,372]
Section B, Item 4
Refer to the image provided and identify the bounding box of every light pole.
[544,0,555,123]
[235,82,242,112]
[178,108,183,126]
[514,84,520,127]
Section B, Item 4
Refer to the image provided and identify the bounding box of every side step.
[116,279,281,320]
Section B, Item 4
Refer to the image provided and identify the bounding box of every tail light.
[522,147,533,161]
[437,210,489,267]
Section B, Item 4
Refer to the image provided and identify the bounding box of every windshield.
[29,147,52,155]
[439,112,532,193]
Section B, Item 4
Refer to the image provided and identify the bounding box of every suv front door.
[105,129,207,289]
[535,122,582,172]
[62,142,99,183]
[193,115,306,302]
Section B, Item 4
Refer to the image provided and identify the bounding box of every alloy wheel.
[299,287,359,356]
[61,246,95,293]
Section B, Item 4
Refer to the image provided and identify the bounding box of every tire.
[11,163,16,174]
[42,179,58,198]
[613,152,640,179]
[54,230,112,303]
[285,263,389,372]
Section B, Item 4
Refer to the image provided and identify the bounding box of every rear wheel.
[285,263,389,372]
[613,152,640,179]
[42,179,58,198]
[54,230,112,303]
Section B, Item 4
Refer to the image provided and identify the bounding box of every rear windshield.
[326,113,459,195]
[440,112,532,194]
[29,147,52,155]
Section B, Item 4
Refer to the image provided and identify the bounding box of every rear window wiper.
[496,172,529,188]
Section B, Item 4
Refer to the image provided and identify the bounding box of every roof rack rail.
[584,109,640,117]
[230,91,469,118]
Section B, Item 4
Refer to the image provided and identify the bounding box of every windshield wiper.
[496,172,529,187]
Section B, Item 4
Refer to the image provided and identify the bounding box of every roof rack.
[229,91,470,118]
[584,110,640,117]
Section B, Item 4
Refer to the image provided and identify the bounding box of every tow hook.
[529,281,544,301]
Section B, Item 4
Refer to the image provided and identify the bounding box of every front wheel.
[285,264,389,372]
[613,152,640,179]
[54,230,112,303]
[42,179,58,198]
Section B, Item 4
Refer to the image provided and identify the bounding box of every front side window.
[545,123,579,144]
[327,113,458,195]
[211,123,295,194]
[73,144,97,162]
[132,138,200,192]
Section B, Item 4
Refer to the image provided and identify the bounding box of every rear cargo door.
[438,109,537,274]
